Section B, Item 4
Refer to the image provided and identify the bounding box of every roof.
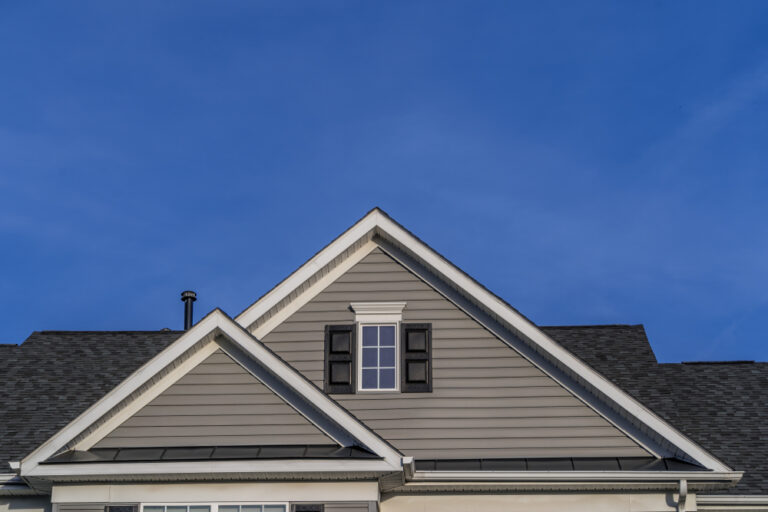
[414,457,704,472]
[542,324,768,495]
[0,331,182,471]
[0,325,765,493]
[44,445,379,464]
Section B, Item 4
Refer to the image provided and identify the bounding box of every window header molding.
[350,302,406,323]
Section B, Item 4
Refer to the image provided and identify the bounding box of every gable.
[260,248,650,459]
[96,349,332,448]
[20,310,403,479]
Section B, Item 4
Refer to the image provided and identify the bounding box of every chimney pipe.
[181,290,197,330]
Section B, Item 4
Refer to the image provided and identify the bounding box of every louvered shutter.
[324,324,356,394]
[401,323,432,392]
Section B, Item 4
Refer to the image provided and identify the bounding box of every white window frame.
[140,504,289,512]
[350,302,406,393]
[357,323,399,392]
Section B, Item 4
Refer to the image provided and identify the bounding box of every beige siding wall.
[0,497,52,512]
[261,248,648,459]
[97,350,331,448]
[323,504,373,512]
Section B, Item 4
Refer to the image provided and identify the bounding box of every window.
[142,506,285,512]
[360,324,397,391]
[144,506,211,512]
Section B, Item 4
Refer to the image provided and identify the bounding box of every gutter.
[397,470,743,493]
[410,470,743,483]
[697,495,768,511]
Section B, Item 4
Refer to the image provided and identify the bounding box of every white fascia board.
[20,310,227,474]
[410,470,743,483]
[372,210,731,472]
[236,213,381,329]
[27,459,396,478]
[21,309,402,475]
[233,208,730,472]
[213,313,403,467]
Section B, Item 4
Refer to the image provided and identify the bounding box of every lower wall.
[380,494,694,512]
[0,497,52,512]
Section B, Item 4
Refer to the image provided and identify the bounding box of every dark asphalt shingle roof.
[0,325,765,495]
[542,324,768,496]
[0,331,182,471]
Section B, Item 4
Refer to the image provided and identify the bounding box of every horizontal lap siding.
[96,350,331,448]
[261,248,648,458]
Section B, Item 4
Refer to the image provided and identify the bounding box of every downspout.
[677,479,688,512]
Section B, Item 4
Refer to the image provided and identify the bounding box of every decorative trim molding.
[351,302,407,324]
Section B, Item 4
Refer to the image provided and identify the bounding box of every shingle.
[0,331,182,470]
[543,325,768,495]
[1,325,766,496]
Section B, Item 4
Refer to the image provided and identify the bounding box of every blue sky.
[1,2,766,362]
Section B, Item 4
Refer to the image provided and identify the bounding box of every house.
[1,208,766,512]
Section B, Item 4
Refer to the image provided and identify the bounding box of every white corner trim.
[232,208,732,473]
[251,240,379,338]
[20,309,402,476]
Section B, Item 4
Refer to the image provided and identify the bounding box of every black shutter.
[324,324,355,394]
[401,323,432,393]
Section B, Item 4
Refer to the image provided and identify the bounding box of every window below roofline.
[140,504,288,512]
[357,323,399,392]
[350,302,406,393]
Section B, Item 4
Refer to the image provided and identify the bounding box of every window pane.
[362,326,378,346]
[380,368,396,389]
[362,368,377,389]
[219,507,239,512]
[189,507,210,512]
[167,507,186,512]
[242,506,262,512]
[362,347,377,367]
[263,507,286,512]
[144,507,164,512]
[380,325,395,346]
[380,347,395,367]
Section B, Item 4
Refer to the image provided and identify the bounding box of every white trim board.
[52,481,379,503]
[234,208,732,473]
[20,309,403,477]
[29,459,398,478]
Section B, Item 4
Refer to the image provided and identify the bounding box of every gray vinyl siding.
[260,248,649,459]
[96,350,331,448]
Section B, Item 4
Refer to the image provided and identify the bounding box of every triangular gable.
[260,247,650,459]
[95,348,333,448]
[20,309,402,478]
[235,208,732,473]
